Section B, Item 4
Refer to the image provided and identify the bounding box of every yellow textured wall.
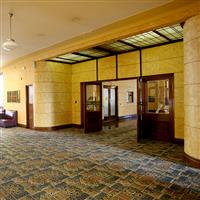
[142,42,184,139]
[72,60,96,124]
[103,79,137,117]
[34,61,72,127]
[2,42,184,134]
[118,51,140,78]
[98,56,116,80]
[3,60,34,125]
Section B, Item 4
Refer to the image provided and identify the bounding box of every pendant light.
[2,13,18,51]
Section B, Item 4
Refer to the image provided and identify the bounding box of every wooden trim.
[26,85,34,129]
[173,138,184,145]
[137,77,142,142]
[82,76,138,84]
[34,124,74,131]
[26,85,29,128]
[184,152,200,169]
[118,114,137,120]
[115,86,118,119]
[141,73,174,81]
[81,82,85,128]
[73,124,83,129]
[18,123,83,131]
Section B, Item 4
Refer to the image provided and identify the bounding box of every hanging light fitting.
[2,13,18,51]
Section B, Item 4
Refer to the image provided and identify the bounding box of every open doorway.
[81,79,138,133]
[103,85,118,123]
[81,74,174,143]
[102,79,138,130]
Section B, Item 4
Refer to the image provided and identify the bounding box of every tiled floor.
[0,121,200,200]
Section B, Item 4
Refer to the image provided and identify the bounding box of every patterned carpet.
[0,121,200,200]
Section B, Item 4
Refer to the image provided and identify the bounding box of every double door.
[82,74,174,142]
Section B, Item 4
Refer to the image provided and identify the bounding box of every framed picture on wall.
[7,90,20,103]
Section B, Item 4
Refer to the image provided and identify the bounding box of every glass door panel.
[110,88,116,116]
[103,86,118,122]
[84,82,102,133]
[103,88,109,117]
[138,74,174,142]
[86,85,100,111]
[146,79,169,114]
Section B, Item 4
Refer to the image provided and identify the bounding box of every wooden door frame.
[103,85,118,121]
[81,83,85,128]
[137,77,142,142]
[26,85,34,129]
[138,73,174,142]
[81,81,103,131]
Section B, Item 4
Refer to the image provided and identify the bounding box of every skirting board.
[17,124,82,131]
[173,138,184,145]
[184,152,200,169]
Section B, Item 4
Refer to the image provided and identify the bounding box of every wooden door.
[139,74,174,142]
[137,77,143,142]
[83,82,102,133]
[26,85,34,128]
[103,86,118,122]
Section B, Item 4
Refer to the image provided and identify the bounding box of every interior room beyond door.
[103,86,118,122]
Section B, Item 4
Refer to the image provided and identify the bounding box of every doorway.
[103,85,118,122]
[138,74,174,142]
[82,79,138,133]
[26,85,34,128]
[102,79,138,130]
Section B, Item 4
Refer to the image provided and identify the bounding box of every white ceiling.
[0,0,172,66]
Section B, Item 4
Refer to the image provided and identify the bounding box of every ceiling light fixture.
[2,13,18,51]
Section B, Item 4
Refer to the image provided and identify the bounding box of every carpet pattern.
[0,123,200,200]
